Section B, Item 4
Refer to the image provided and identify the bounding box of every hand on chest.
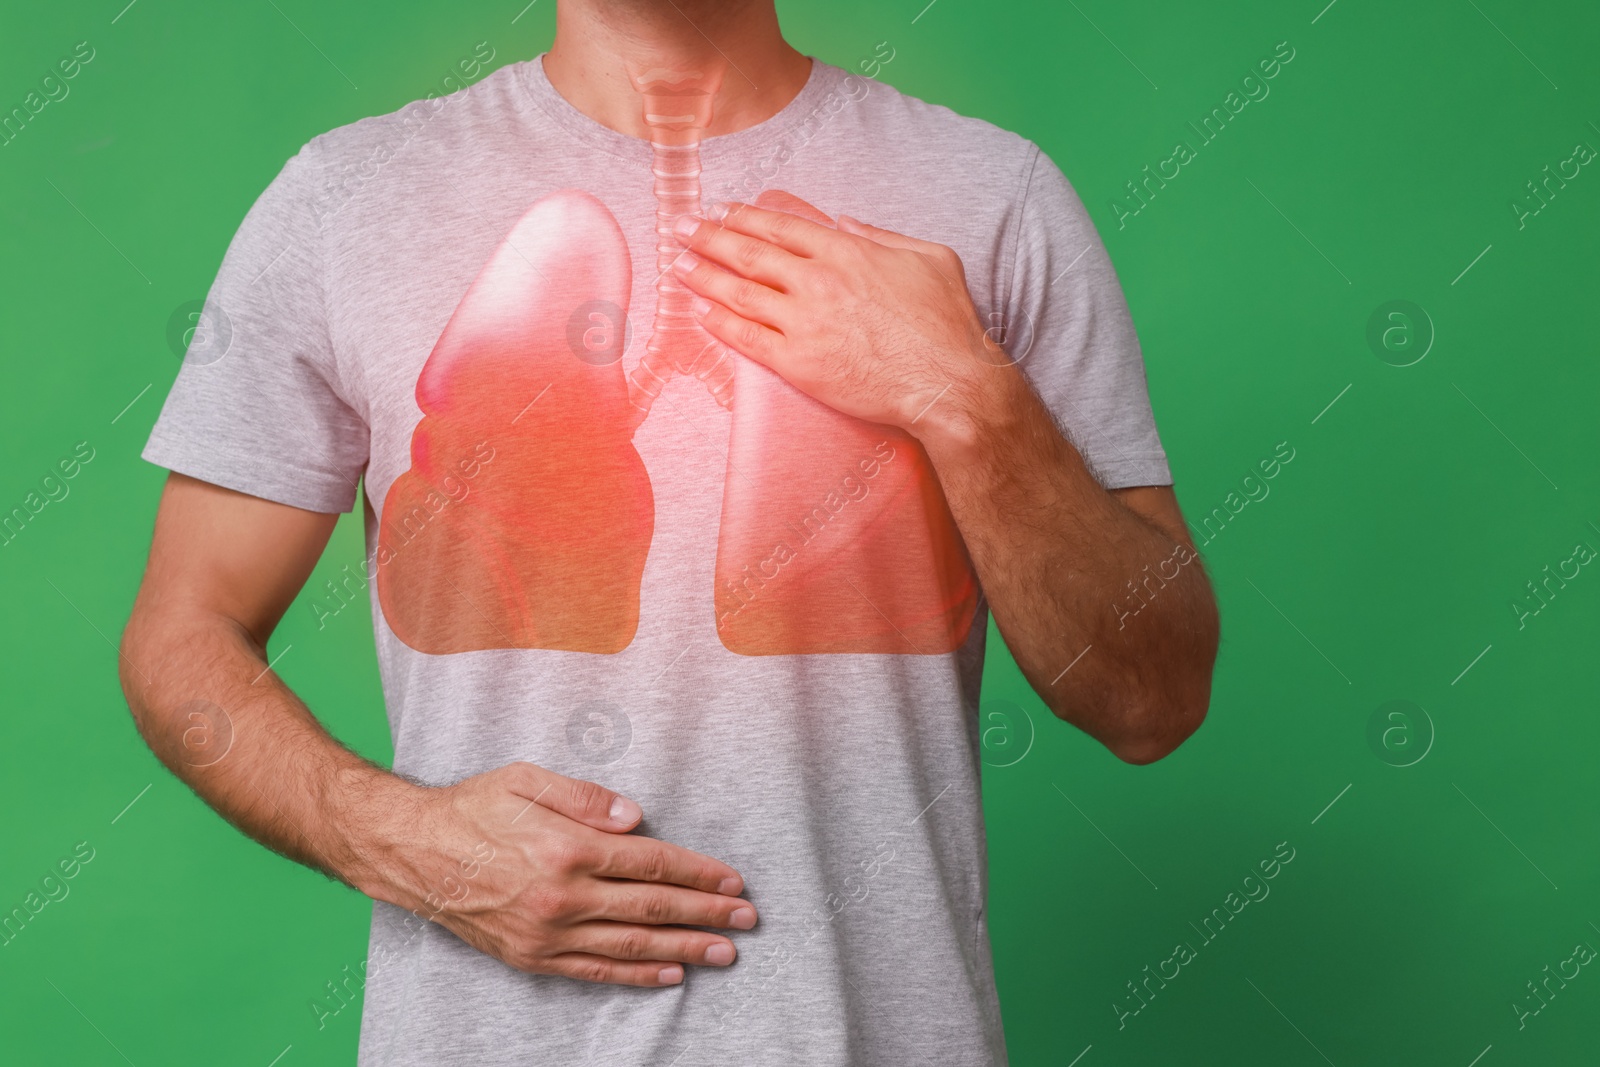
[375,145,978,658]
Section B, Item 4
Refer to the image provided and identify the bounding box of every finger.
[505,761,642,833]
[691,296,785,370]
[707,201,841,258]
[672,253,784,326]
[838,215,966,284]
[594,882,759,931]
[672,215,800,289]
[594,835,748,896]
[568,921,739,967]
[544,952,686,988]
[835,214,924,252]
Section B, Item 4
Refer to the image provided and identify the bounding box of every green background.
[3,0,1597,1063]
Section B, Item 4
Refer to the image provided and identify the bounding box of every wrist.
[908,343,1024,462]
[325,764,432,907]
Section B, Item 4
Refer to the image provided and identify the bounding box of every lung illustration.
[377,190,653,655]
[712,191,980,655]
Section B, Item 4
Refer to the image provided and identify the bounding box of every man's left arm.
[913,362,1218,764]
[669,202,1219,763]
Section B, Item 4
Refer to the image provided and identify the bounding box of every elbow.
[1106,683,1212,766]
[118,607,159,733]
[1110,604,1220,765]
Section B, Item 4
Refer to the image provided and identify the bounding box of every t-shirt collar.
[514,51,846,165]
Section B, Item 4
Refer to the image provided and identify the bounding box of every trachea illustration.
[375,68,979,658]
[625,65,736,430]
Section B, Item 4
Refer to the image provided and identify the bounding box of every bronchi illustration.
[377,67,979,657]
[622,66,737,428]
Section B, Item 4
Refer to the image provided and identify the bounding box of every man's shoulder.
[831,63,1040,176]
[296,60,529,172]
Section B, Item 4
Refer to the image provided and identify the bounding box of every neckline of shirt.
[513,52,849,166]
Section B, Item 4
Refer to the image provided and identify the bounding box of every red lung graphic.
[712,192,980,655]
[376,190,653,655]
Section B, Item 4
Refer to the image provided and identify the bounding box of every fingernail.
[673,214,700,239]
[707,202,730,221]
[659,965,684,985]
[609,796,641,825]
[704,942,735,966]
[672,251,700,274]
[716,876,742,895]
[691,296,712,317]
[730,907,756,930]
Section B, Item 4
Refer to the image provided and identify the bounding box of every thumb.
[506,761,642,833]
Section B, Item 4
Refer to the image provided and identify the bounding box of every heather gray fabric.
[144,55,1170,1066]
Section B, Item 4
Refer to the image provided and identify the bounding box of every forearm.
[916,363,1218,762]
[119,603,419,897]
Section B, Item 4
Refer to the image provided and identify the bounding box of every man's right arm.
[120,472,754,988]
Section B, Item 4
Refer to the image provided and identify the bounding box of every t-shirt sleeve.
[1003,145,1171,489]
[142,140,369,513]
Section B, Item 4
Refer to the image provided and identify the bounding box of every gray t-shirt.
[145,55,1169,1067]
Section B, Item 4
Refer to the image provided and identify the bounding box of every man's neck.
[543,0,811,141]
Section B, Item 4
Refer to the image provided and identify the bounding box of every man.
[121,0,1219,1063]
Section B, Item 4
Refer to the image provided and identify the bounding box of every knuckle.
[638,847,669,883]
[732,278,766,311]
[615,929,649,960]
[733,238,768,273]
[809,271,844,303]
[527,885,572,921]
[737,321,768,353]
[565,777,606,816]
[767,212,798,244]
[639,891,672,924]
[543,836,585,875]
[573,957,612,984]
[508,945,545,973]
